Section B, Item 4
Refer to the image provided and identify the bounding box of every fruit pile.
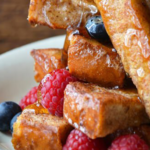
[63,129,149,150]
[1,7,150,149]
[1,68,150,150]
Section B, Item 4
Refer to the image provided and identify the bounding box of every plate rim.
[0,34,66,57]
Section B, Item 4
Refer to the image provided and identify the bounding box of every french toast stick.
[28,0,99,29]
[68,35,125,87]
[94,0,150,116]
[12,107,73,150]
[31,49,66,82]
[64,82,150,139]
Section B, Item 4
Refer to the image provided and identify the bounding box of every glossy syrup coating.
[64,82,150,139]
[68,34,125,88]
[28,0,99,29]
[23,102,49,114]
[94,0,150,116]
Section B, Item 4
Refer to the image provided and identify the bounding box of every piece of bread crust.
[12,107,73,150]
[64,82,150,139]
[28,0,99,29]
[68,35,125,88]
[31,49,66,82]
[94,0,150,117]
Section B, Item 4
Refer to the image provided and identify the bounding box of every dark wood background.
[0,0,65,54]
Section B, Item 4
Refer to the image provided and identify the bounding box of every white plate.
[0,35,65,150]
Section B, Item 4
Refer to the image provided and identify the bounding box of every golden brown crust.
[12,111,73,150]
[94,0,150,116]
[31,49,66,82]
[64,82,150,139]
[68,35,125,87]
[28,0,99,29]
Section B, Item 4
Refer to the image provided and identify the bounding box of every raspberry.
[19,86,38,109]
[63,129,107,150]
[40,69,77,117]
[108,134,149,150]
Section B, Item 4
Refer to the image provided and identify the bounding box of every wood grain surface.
[0,0,66,54]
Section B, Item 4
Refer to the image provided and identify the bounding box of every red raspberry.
[40,69,77,117]
[63,129,107,150]
[19,86,38,109]
[108,134,149,150]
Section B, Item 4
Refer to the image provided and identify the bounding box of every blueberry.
[10,112,21,133]
[0,101,22,131]
[85,16,109,40]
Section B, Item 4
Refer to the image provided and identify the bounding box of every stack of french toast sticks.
[12,0,150,149]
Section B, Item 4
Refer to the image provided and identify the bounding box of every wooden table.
[0,0,65,54]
